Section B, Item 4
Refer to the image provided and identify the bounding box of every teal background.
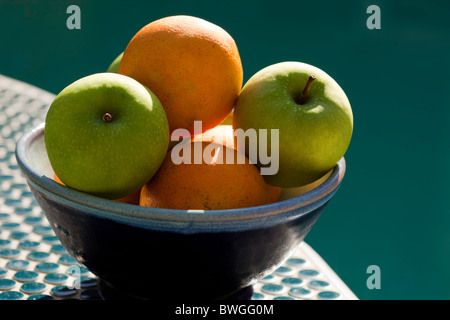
[1,0,449,300]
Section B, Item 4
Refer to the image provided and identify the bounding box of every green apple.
[233,61,353,188]
[107,52,123,73]
[45,72,170,199]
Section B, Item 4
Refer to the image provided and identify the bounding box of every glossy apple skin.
[45,73,170,199]
[233,62,353,188]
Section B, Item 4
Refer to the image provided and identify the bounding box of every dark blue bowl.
[15,123,346,300]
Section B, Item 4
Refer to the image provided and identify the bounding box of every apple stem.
[102,113,113,122]
[298,75,316,105]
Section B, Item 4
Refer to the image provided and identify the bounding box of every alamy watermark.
[66,5,81,30]
[366,5,381,30]
[171,121,280,176]
[66,265,82,290]
[366,265,381,289]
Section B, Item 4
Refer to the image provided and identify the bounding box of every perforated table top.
[0,74,357,300]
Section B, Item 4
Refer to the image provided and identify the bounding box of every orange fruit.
[113,189,141,205]
[267,184,282,203]
[192,124,236,150]
[193,125,281,202]
[53,174,64,185]
[140,141,278,210]
[118,15,243,135]
[53,174,140,205]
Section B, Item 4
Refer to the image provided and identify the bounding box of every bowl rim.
[15,123,346,226]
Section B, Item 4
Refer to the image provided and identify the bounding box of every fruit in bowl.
[44,72,170,200]
[118,15,243,136]
[15,123,346,299]
[106,52,123,73]
[233,61,353,188]
[140,140,279,210]
[14,14,353,300]
[53,173,141,205]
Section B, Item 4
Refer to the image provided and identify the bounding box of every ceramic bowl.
[15,123,346,300]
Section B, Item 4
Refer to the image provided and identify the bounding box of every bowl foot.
[97,279,253,300]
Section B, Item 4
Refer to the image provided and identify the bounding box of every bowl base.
[97,279,254,300]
